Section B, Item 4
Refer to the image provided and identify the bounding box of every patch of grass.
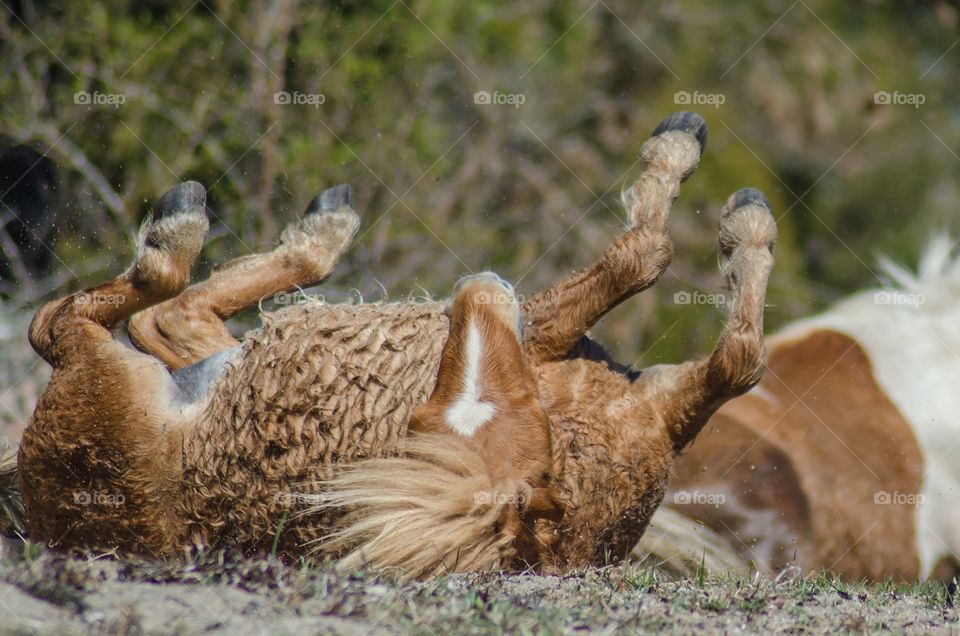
[910,579,953,608]
[694,550,707,588]
[700,594,730,612]
[622,565,660,592]
[737,595,768,613]
[1,553,957,634]
[270,510,288,558]
[19,539,45,563]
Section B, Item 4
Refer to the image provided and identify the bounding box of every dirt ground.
[1,539,957,635]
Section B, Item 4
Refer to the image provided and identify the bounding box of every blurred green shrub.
[1,0,958,385]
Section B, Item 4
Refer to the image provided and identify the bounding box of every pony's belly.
[178,301,450,552]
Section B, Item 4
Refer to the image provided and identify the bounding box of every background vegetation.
[2,0,959,437]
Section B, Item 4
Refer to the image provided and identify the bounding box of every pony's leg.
[636,188,777,453]
[520,112,706,363]
[29,182,209,364]
[21,182,209,555]
[524,188,775,570]
[128,185,359,369]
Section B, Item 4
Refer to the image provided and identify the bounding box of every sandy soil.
[1,541,957,635]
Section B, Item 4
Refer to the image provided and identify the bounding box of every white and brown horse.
[657,236,960,581]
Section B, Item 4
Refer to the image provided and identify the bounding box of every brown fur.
[16,112,779,577]
[669,330,924,580]
[410,277,553,501]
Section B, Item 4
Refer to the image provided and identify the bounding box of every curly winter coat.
[16,112,777,577]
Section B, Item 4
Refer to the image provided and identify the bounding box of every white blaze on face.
[444,320,496,436]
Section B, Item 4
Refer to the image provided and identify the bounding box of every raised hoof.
[724,187,769,215]
[652,111,707,155]
[306,184,355,215]
[719,188,776,257]
[154,181,207,220]
[138,183,210,276]
[281,187,360,256]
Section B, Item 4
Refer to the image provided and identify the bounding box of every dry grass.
[0,541,956,635]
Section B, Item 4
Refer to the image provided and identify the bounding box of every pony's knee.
[707,328,767,397]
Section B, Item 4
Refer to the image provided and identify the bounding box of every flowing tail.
[308,434,531,579]
[0,441,25,540]
[631,506,749,577]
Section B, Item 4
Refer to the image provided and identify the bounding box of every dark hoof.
[154,181,207,219]
[725,187,769,214]
[306,184,355,215]
[652,111,707,154]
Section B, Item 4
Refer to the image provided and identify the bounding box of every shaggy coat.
[16,112,778,577]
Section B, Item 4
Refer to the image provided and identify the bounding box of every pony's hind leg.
[128,184,359,369]
[21,182,209,555]
[521,112,707,363]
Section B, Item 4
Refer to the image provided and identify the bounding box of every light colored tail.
[0,441,25,539]
[309,434,530,579]
[631,506,749,577]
